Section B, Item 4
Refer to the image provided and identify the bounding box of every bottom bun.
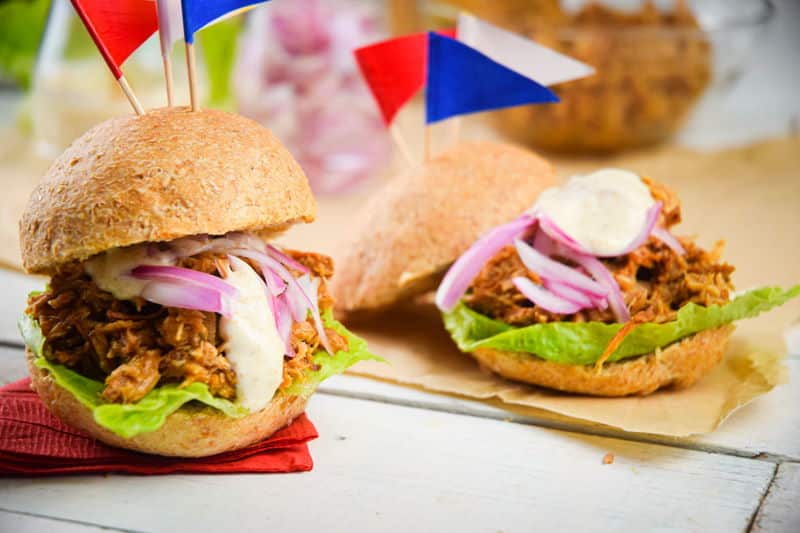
[469,326,734,397]
[26,348,308,457]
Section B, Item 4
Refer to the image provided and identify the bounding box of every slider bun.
[468,326,733,396]
[26,348,308,457]
[331,141,556,312]
[20,107,316,274]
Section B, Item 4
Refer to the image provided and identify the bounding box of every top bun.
[20,107,316,274]
[331,141,556,312]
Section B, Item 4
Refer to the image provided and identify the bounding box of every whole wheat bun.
[469,326,733,396]
[26,348,309,457]
[331,141,555,312]
[20,106,316,274]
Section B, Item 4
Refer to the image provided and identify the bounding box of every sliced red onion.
[652,226,686,256]
[273,293,295,357]
[559,248,630,322]
[537,214,592,255]
[267,244,310,274]
[131,265,237,297]
[435,214,536,311]
[141,281,231,317]
[514,239,608,298]
[595,202,662,258]
[512,277,583,315]
[532,229,556,257]
[225,247,333,355]
[543,279,594,308]
[263,267,288,296]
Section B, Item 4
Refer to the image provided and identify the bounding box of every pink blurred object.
[236,0,391,194]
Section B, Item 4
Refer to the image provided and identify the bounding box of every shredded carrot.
[595,321,638,373]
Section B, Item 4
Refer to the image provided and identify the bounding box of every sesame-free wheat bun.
[20,106,316,274]
[26,348,308,457]
[469,326,734,397]
[331,141,556,312]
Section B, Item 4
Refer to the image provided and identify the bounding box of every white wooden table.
[1,270,799,533]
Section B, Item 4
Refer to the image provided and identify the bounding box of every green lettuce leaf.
[19,309,381,438]
[443,286,800,366]
[284,310,384,397]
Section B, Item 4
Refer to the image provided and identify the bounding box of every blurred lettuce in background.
[199,17,242,109]
[0,0,51,89]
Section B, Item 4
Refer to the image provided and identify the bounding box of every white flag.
[156,0,184,57]
[457,13,594,87]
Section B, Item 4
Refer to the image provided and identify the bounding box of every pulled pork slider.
[331,141,556,312]
[18,107,376,456]
[437,168,798,396]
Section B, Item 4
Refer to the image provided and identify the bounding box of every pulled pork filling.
[464,181,735,326]
[27,250,348,404]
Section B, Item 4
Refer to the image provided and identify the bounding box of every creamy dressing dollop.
[85,245,174,299]
[219,256,285,412]
[533,168,655,256]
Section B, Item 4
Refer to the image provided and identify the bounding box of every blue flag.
[181,0,268,43]
[425,32,559,124]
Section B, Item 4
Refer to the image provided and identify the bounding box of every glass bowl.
[446,0,775,153]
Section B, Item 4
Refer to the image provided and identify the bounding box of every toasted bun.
[20,107,316,274]
[331,141,555,312]
[26,348,308,457]
[469,326,733,396]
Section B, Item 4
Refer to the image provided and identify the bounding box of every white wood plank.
[0,394,776,533]
[0,345,27,385]
[321,359,800,461]
[0,269,44,344]
[752,463,800,533]
[0,510,129,533]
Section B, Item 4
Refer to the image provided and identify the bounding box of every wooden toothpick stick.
[424,125,432,162]
[117,75,145,115]
[186,42,199,111]
[390,124,415,167]
[162,53,175,106]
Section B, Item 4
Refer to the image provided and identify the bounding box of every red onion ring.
[543,279,594,308]
[514,239,608,298]
[558,248,630,322]
[226,247,333,355]
[267,244,310,274]
[652,226,686,256]
[141,281,231,317]
[512,277,583,315]
[436,214,536,311]
[131,265,237,296]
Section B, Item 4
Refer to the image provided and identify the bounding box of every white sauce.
[219,257,285,412]
[85,245,174,300]
[533,168,655,256]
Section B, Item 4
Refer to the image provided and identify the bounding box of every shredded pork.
[28,249,347,404]
[464,181,735,326]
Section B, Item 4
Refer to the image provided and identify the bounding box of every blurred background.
[0,0,798,192]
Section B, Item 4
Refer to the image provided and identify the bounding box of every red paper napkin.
[0,378,317,476]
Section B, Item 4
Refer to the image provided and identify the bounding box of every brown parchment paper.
[1,120,798,435]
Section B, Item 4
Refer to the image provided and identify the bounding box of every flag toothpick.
[69,0,158,116]
[117,75,146,115]
[162,54,175,106]
[186,42,200,111]
[390,124,414,168]
[424,125,432,162]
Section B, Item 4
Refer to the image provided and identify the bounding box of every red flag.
[71,0,158,79]
[355,29,455,125]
